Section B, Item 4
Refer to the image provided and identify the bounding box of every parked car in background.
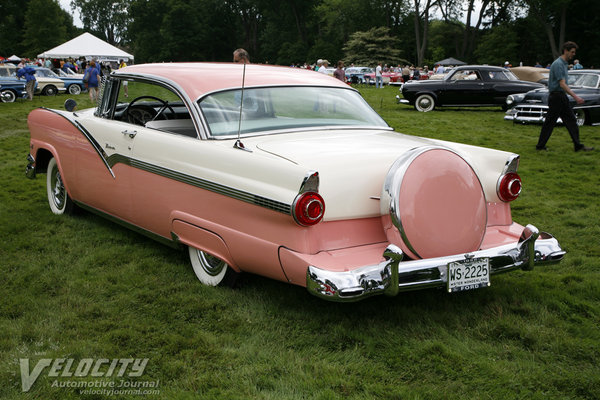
[0,64,27,102]
[1,64,65,96]
[51,67,86,95]
[31,67,67,95]
[26,63,564,301]
[398,65,544,112]
[345,67,374,84]
[510,66,549,85]
[364,70,403,85]
[505,69,600,126]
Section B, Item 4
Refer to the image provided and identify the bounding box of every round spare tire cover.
[381,147,487,259]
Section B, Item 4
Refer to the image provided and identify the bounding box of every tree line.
[2,0,599,69]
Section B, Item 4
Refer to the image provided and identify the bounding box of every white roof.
[37,32,134,61]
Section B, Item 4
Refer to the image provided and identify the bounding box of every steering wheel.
[124,95,176,125]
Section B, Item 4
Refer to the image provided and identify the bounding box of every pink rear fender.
[28,108,84,198]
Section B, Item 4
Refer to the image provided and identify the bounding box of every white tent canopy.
[37,32,133,62]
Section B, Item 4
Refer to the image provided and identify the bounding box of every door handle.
[122,130,137,138]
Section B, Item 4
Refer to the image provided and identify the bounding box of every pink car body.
[26,63,564,301]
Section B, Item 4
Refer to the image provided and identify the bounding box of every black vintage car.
[397,65,544,112]
[505,70,600,126]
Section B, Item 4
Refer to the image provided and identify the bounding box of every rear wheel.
[414,94,435,112]
[188,247,239,287]
[1,89,16,103]
[68,84,81,95]
[46,157,75,215]
[42,85,58,96]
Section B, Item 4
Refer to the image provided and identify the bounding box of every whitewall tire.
[188,247,238,287]
[46,157,75,215]
[414,94,435,112]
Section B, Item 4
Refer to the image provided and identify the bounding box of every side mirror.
[64,98,77,112]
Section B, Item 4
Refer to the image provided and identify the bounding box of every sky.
[58,0,83,28]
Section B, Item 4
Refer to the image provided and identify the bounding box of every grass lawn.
[0,86,599,399]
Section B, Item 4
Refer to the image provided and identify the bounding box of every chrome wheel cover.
[194,250,226,276]
[50,167,66,210]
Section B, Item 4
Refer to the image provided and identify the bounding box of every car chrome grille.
[513,105,547,119]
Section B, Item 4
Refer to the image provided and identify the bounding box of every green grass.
[1,87,599,399]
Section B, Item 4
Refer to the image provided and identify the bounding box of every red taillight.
[293,192,325,226]
[497,172,522,202]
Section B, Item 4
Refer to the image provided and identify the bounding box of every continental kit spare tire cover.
[380,146,487,259]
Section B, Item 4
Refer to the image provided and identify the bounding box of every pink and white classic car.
[26,63,565,301]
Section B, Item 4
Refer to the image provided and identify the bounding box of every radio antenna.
[234,61,251,152]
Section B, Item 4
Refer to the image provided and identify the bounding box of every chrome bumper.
[505,106,548,124]
[26,154,36,179]
[306,225,565,302]
[395,95,409,105]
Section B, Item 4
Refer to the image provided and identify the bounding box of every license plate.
[447,257,490,293]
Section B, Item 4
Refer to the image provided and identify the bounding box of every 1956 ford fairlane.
[26,63,565,301]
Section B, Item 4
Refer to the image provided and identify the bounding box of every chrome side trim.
[40,108,115,178]
[105,154,292,215]
[307,224,565,302]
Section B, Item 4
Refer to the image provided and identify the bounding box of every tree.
[524,0,573,59]
[0,0,32,56]
[473,23,518,65]
[411,0,435,66]
[70,0,130,45]
[22,0,71,57]
[343,27,406,66]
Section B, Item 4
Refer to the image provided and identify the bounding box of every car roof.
[113,63,349,100]
[454,65,509,71]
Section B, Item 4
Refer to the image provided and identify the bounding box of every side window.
[106,79,197,138]
[451,70,481,81]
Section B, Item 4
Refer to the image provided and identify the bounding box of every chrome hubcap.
[51,170,65,209]
[195,251,225,276]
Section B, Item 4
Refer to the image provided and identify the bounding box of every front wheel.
[68,84,82,95]
[414,94,435,112]
[188,247,239,287]
[1,89,16,103]
[46,157,75,215]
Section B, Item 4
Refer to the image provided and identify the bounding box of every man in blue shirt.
[16,65,36,100]
[536,41,593,152]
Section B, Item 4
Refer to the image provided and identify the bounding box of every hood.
[249,129,439,220]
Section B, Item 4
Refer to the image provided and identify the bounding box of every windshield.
[198,86,388,137]
[36,68,59,78]
[568,73,599,89]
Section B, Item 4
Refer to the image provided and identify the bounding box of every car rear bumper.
[306,224,565,302]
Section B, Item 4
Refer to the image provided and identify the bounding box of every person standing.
[233,48,250,64]
[17,65,36,100]
[375,62,383,88]
[401,65,410,83]
[333,61,346,82]
[118,59,128,97]
[536,41,593,152]
[573,59,583,69]
[84,60,102,103]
